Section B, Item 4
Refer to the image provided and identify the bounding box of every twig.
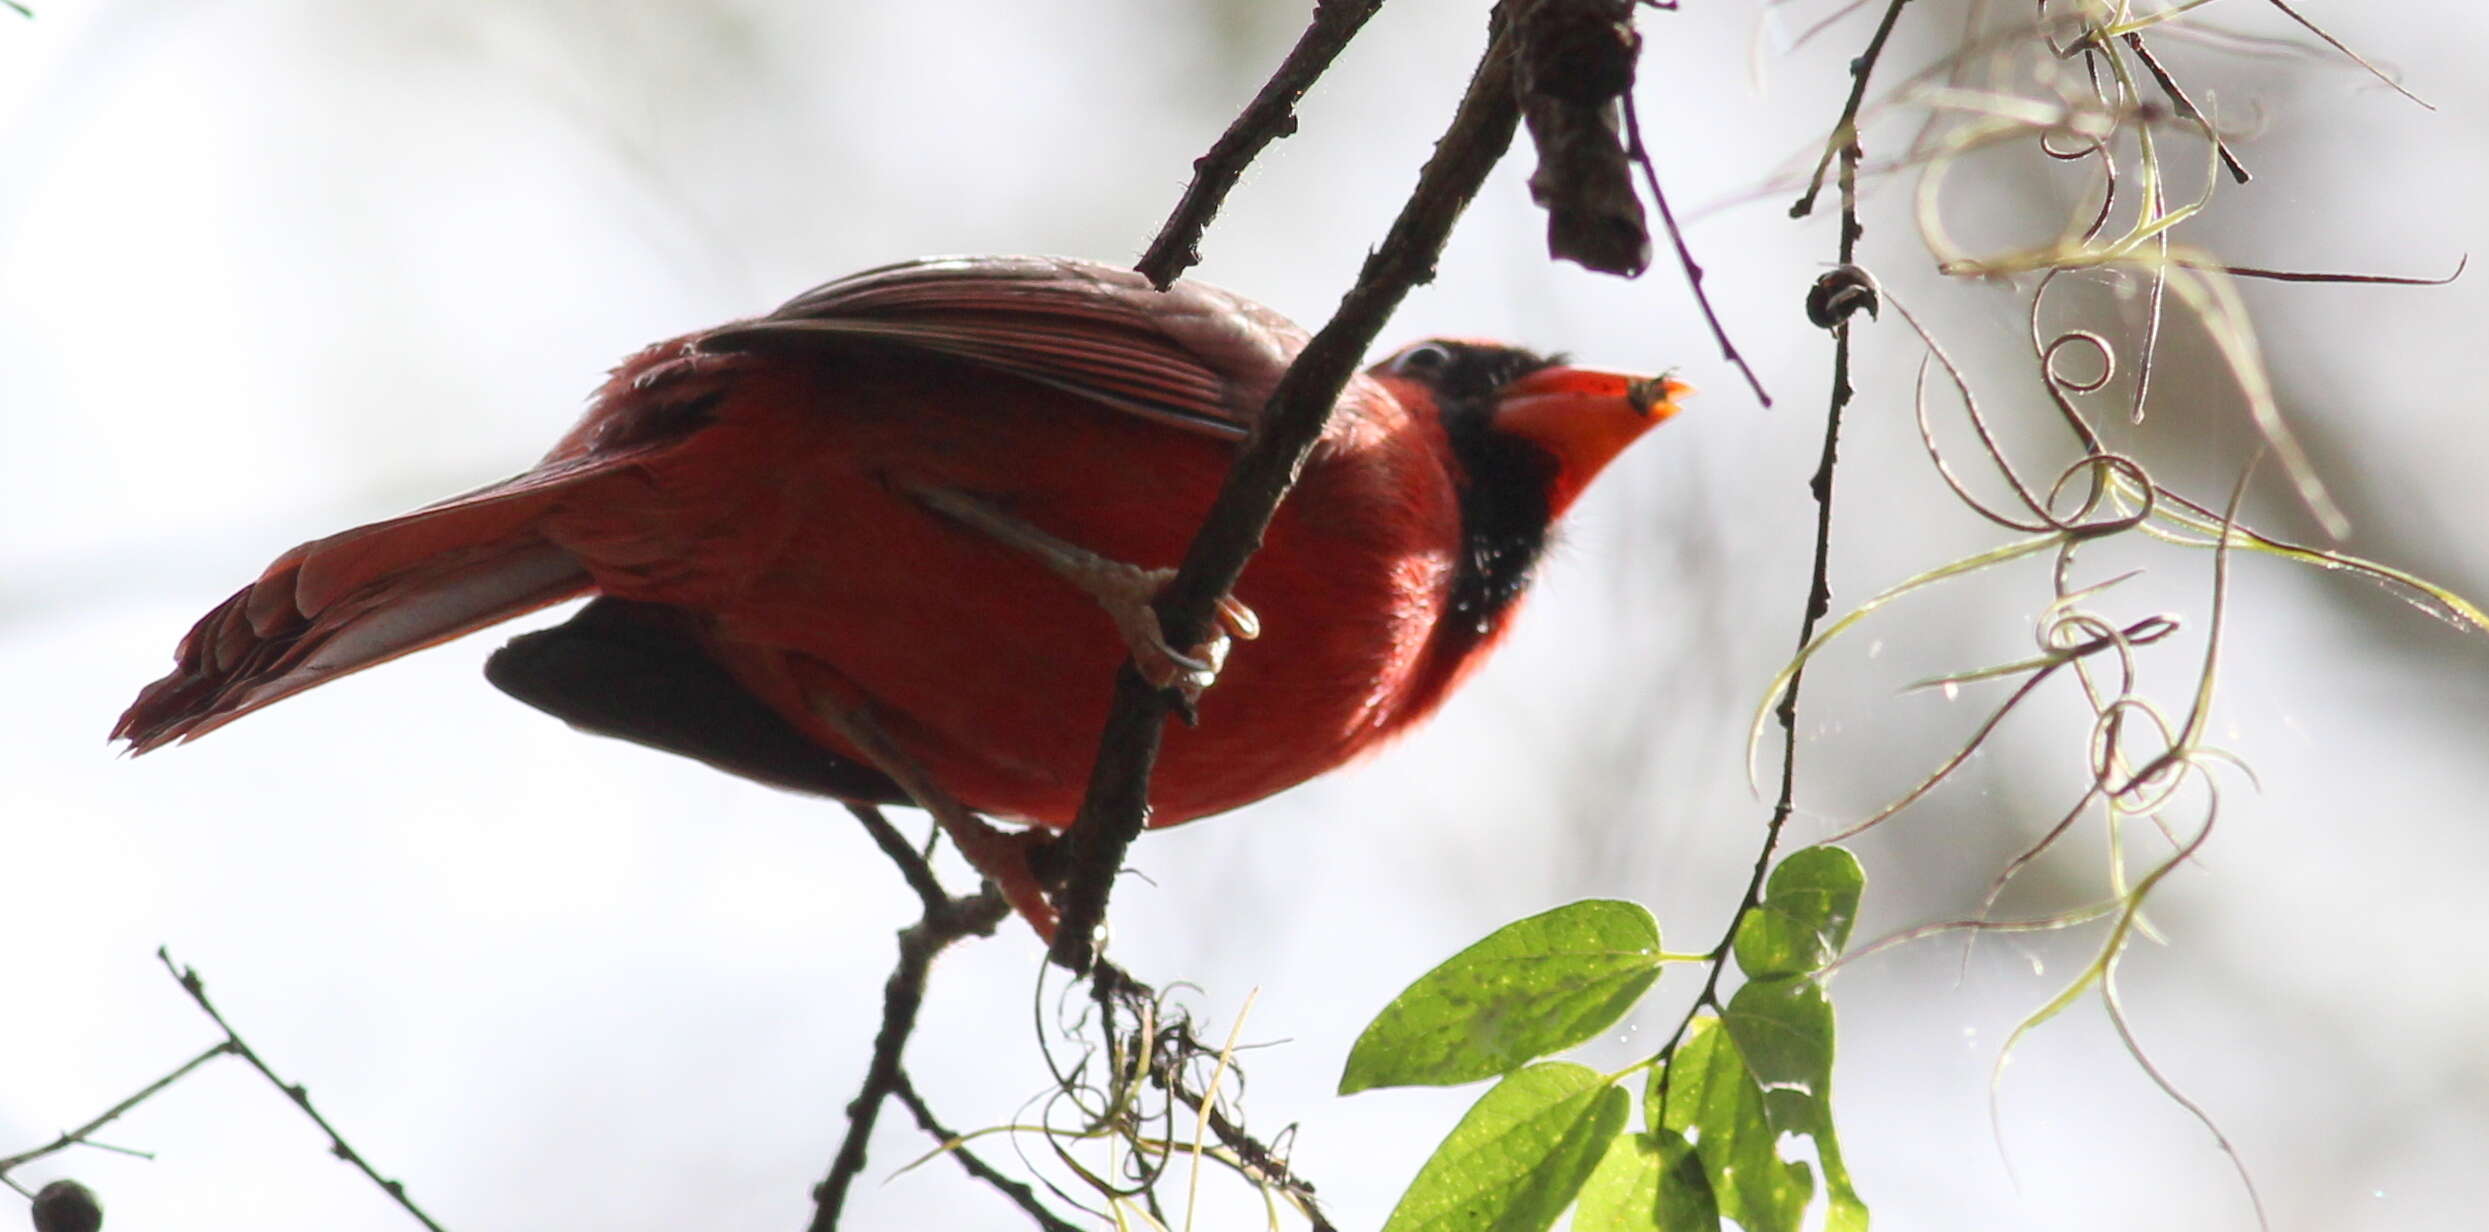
[0,1041,232,1186]
[1621,91,1773,405]
[2175,254,2467,285]
[1753,14,1876,947]
[1134,0,1387,289]
[809,884,1011,1231]
[845,802,949,915]
[1152,1031,1336,1231]
[156,949,447,1232]
[1049,958,1333,1226]
[1659,0,1890,1101]
[2122,31,2249,184]
[1790,0,1914,220]
[1049,2,1529,972]
[2261,0,2430,109]
[889,1075,1085,1232]
[1709,167,1857,977]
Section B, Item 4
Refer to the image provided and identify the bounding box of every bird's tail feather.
[114,482,598,752]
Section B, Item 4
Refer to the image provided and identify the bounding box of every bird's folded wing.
[699,255,1309,442]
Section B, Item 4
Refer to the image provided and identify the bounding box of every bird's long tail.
[114,476,601,753]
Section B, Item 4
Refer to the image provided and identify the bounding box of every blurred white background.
[3,2,2483,1229]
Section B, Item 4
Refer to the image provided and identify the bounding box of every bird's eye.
[1388,342,1456,378]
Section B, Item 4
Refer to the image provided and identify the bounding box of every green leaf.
[1812,1107,1870,1232]
[1572,1133,1662,1232]
[1722,976,1833,1095]
[1342,900,1666,1094]
[1723,979,1869,1232]
[1732,846,1865,978]
[1648,1017,1811,1232]
[1379,1062,1630,1232]
[1573,1128,1719,1232]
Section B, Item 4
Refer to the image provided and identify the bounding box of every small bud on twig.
[1807,265,1881,329]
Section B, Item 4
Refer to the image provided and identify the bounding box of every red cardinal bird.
[115,255,1684,935]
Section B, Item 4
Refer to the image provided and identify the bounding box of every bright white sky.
[4,3,2485,1230]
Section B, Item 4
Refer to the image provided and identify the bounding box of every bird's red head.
[1367,339,1688,518]
[1351,337,1687,662]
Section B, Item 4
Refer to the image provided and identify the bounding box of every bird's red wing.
[700,255,1308,443]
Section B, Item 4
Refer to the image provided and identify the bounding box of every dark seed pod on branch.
[31,1180,104,1232]
[1807,264,1881,329]
[1514,0,1651,277]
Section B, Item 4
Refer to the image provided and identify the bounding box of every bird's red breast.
[114,256,1685,833]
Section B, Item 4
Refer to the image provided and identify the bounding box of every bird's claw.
[1105,568,1260,703]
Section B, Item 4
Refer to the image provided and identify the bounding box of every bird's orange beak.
[1491,366,1690,515]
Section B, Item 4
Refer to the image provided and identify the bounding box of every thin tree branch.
[1622,95,1773,405]
[156,949,447,1232]
[845,802,949,915]
[1135,0,1387,289]
[1048,958,1335,1227]
[888,1075,1085,1232]
[2174,254,2467,284]
[1659,8,1887,1102]
[0,1042,232,1185]
[1791,0,1913,220]
[1049,2,1529,971]
[2260,0,2430,109]
[809,885,1010,1231]
[1151,1029,1337,1231]
[2122,30,2249,184]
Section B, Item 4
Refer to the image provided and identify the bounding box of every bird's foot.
[1088,563,1261,702]
[947,823,1061,941]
